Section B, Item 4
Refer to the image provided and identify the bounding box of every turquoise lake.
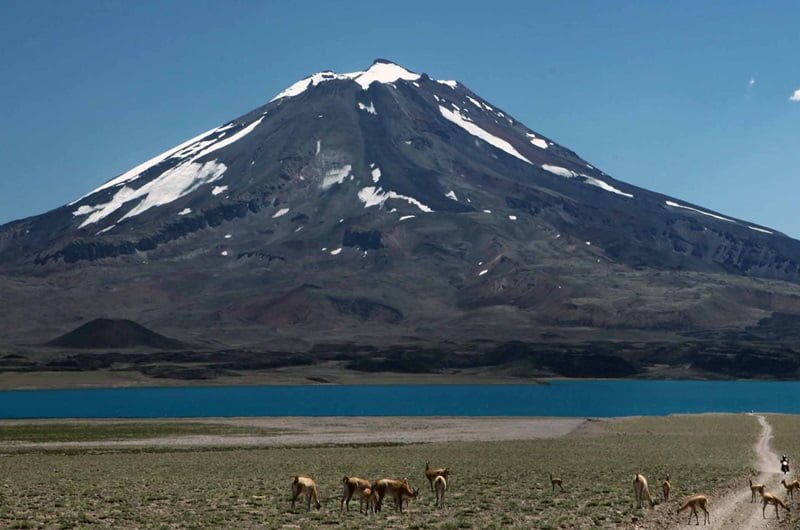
[2,380,800,419]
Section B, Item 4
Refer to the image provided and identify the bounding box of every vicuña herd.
[292,465,798,522]
[294,463,444,515]
[632,471,799,525]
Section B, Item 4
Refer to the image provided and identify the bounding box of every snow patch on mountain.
[355,62,420,89]
[74,124,227,202]
[271,71,358,102]
[580,176,633,198]
[72,116,263,223]
[358,101,377,115]
[211,185,227,196]
[542,165,633,198]
[357,186,433,213]
[665,201,735,223]
[77,160,228,227]
[526,133,549,149]
[542,165,576,178]
[271,61,420,102]
[320,165,353,189]
[437,80,458,89]
[748,226,773,235]
[466,96,484,109]
[171,137,222,160]
[371,167,382,183]
[439,106,532,165]
[445,190,458,201]
[189,117,263,161]
[72,204,103,217]
[272,207,290,218]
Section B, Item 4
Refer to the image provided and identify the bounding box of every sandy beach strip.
[0,416,586,449]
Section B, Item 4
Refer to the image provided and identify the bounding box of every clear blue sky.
[2,1,799,236]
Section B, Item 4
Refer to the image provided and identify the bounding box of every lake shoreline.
[0,416,589,450]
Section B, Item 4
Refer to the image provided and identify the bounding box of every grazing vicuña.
[633,473,655,509]
[290,476,321,511]
[373,478,418,513]
[677,494,710,526]
[434,474,447,508]
[340,476,372,513]
[424,462,449,493]
[761,492,789,519]
[662,474,671,502]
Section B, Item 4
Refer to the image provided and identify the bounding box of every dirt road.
[669,414,783,529]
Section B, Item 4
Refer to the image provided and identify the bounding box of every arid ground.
[0,415,798,528]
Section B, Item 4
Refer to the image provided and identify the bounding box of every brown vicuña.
[291,476,321,511]
[662,474,671,502]
[425,462,449,493]
[341,476,373,514]
[373,478,418,513]
[677,494,710,526]
[352,484,378,515]
[749,478,766,502]
[434,475,447,508]
[761,492,789,519]
[633,473,655,509]
[781,478,800,499]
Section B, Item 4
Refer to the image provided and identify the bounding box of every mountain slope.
[2,59,800,381]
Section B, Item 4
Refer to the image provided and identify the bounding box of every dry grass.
[0,415,758,529]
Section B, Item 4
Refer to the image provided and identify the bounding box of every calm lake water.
[3,381,800,419]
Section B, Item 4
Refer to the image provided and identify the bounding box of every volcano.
[2,59,800,381]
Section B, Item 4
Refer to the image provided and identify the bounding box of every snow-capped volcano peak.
[270,59,420,102]
[353,59,420,89]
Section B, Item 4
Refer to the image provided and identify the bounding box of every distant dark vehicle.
[780,455,790,474]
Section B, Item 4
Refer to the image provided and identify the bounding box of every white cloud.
[791,89,800,102]
[748,77,756,88]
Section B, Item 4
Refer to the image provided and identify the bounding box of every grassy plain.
[0,415,758,529]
